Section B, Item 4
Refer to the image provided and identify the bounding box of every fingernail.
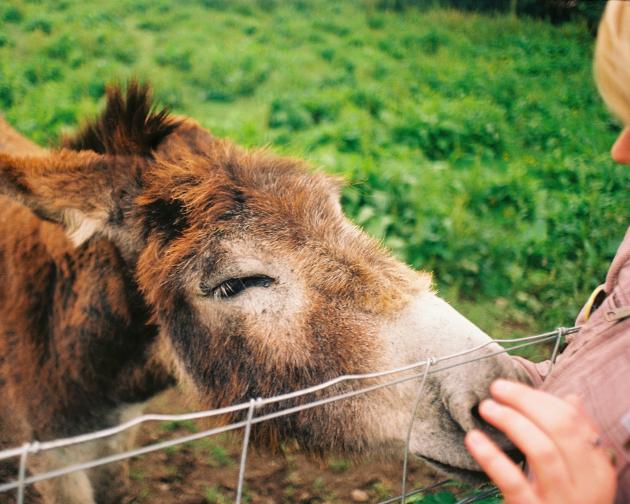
[491,379,513,395]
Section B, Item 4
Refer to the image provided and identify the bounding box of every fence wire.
[0,326,579,503]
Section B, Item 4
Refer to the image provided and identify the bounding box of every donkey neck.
[0,204,172,438]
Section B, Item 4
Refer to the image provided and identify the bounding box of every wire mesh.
[0,326,577,503]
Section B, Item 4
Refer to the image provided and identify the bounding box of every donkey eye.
[206,275,274,300]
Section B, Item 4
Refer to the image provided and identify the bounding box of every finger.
[490,380,583,433]
[465,430,539,504]
[478,399,572,496]
[490,381,596,464]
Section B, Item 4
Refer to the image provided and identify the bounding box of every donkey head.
[0,83,526,478]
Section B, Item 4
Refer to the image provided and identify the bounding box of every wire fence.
[0,326,579,504]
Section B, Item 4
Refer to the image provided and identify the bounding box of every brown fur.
[0,83,457,503]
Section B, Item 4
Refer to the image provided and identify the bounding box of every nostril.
[469,402,523,460]
[468,401,498,435]
[446,392,483,433]
[469,400,500,433]
[447,393,522,457]
[470,403,483,427]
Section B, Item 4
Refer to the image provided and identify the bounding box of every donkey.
[0,83,526,503]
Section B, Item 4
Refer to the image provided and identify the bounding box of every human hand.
[464,379,617,504]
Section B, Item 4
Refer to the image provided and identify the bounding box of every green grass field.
[1,0,628,344]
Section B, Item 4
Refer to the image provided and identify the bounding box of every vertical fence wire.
[16,443,30,504]
[400,356,436,504]
[236,398,259,504]
[549,326,566,366]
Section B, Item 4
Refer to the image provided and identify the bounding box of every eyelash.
[204,275,274,300]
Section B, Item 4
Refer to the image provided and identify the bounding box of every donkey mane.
[63,81,180,156]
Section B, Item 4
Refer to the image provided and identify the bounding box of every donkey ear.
[1,82,180,246]
[0,150,136,245]
[62,81,180,156]
[154,117,215,160]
